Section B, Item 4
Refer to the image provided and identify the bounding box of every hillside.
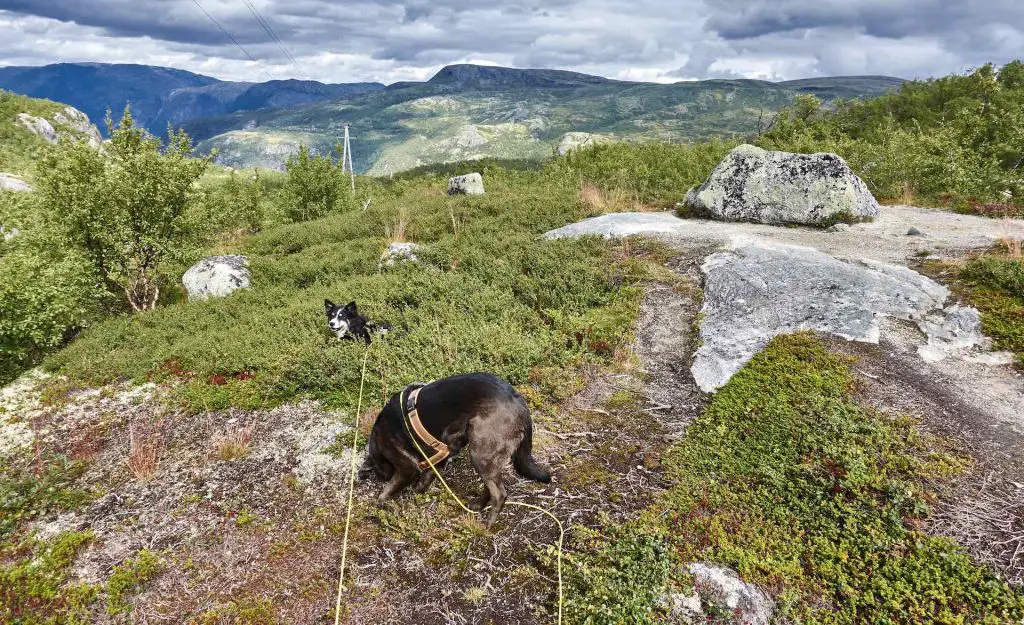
[185,65,903,174]
[0,89,102,177]
[0,63,384,139]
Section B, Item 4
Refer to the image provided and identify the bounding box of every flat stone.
[544,212,689,239]
[691,238,955,392]
[688,563,774,625]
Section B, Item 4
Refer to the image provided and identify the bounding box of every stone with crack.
[690,238,996,392]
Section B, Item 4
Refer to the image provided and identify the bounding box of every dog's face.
[325,300,358,339]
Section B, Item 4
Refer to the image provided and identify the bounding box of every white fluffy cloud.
[0,0,1020,83]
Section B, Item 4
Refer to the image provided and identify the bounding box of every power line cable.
[189,0,260,65]
[239,0,306,79]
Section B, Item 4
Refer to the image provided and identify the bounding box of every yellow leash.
[399,388,565,625]
[334,345,373,625]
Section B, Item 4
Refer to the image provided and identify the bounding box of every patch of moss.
[0,530,99,624]
[106,549,163,615]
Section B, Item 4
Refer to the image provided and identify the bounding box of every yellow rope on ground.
[400,389,564,625]
[334,345,373,625]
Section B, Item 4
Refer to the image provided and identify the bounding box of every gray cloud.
[0,0,1021,84]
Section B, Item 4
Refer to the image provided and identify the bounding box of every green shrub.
[282,144,354,222]
[959,255,1024,364]
[0,530,98,624]
[35,106,210,312]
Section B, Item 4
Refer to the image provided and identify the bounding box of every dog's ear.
[344,301,358,313]
[324,299,335,312]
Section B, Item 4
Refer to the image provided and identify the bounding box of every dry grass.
[578,182,659,215]
[999,219,1023,259]
[899,180,917,206]
[125,420,163,482]
[932,475,1024,586]
[212,423,255,461]
[384,206,410,244]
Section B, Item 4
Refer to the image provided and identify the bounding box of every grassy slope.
[957,252,1024,366]
[566,334,1024,624]
[0,90,67,176]
[42,162,643,414]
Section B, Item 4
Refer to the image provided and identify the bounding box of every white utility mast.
[340,124,355,192]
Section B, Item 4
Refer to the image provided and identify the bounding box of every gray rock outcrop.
[182,255,251,301]
[0,173,31,193]
[17,113,58,144]
[448,172,485,195]
[53,107,103,148]
[691,238,974,392]
[683,144,880,226]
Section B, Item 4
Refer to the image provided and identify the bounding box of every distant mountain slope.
[0,63,384,137]
[184,65,904,174]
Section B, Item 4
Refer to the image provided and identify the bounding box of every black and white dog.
[324,300,391,345]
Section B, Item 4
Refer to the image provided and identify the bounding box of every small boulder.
[379,242,423,270]
[907,227,924,236]
[687,563,774,625]
[1,225,20,242]
[0,173,31,193]
[448,172,485,195]
[683,144,880,226]
[826,223,850,233]
[17,113,58,144]
[182,255,251,301]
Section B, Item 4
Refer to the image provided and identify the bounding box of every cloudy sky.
[0,0,1021,84]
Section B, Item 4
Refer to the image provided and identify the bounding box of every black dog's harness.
[400,383,450,471]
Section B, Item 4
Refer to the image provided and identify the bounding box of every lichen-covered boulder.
[379,242,423,270]
[684,144,880,226]
[448,172,485,195]
[686,563,775,625]
[0,173,31,193]
[182,255,251,301]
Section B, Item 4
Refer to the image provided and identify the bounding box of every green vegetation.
[282,143,358,222]
[958,252,1024,365]
[0,458,91,542]
[759,61,1024,212]
[37,108,210,312]
[567,334,1024,624]
[106,549,163,615]
[0,530,98,625]
[0,90,66,176]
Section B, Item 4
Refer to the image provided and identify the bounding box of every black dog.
[324,300,391,345]
[359,372,552,526]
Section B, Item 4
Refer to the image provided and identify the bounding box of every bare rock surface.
[0,172,32,193]
[683,143,880,226]
[379,241,423,269]
[17,113,58,143]
[690,238,997,392]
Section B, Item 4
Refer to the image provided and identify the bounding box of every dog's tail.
[513,418,552,484]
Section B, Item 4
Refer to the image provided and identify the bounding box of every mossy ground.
[565,334,1024,624]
